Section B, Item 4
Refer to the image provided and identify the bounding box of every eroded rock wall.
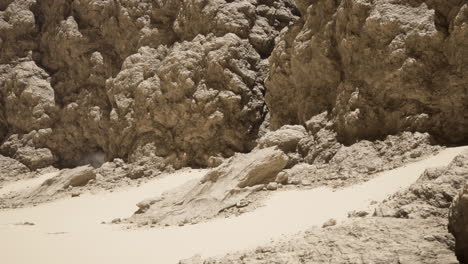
[1,0,467,171]
[0,0,298,169]
[266,0,468,144]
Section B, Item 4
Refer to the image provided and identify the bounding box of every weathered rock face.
[106,33,266,167]
[449,181,468,263]
[0,0,298,169]
[266,0,468,144]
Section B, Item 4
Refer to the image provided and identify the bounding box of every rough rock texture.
[0,0,298,169]
[181,149,468,264]
[375,150,468,219]
[257,125,307,152]
[449,181,468,263]
[28,165,96,196]
[128,147,288,226]
[181,218,458,264]
[284,131,440,187]
[0,154,30,185]
[125,130,440,226]
[266,0,468,145]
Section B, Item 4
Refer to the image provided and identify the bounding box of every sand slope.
[0,147,466,264]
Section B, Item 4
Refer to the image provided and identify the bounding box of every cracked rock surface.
[0,0,298,169]
[266,0,468,145]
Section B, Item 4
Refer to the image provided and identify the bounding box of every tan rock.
[449,181,468,263]
[129,147,288,226]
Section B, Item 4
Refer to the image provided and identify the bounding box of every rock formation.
[266,0,468,145]
[181,150,468,264]
[1,0,467,262]
[130,147,288,226]
[449,180,468,263]
[0,0,298,169]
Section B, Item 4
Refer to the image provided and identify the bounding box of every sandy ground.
[0,146,466,264]
[0,172,59,197]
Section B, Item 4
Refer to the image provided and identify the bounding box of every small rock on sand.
[236,200,249,208]
[322,218,337,228]
[267,182,278,190]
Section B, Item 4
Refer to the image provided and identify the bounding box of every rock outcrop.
[129,147,288,226]
[266,0,468,145]
[449,181,468,263]
[28,165,96,196]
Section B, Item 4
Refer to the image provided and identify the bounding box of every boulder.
[15,147,57,170]
[258,125,307,152]
[61,165,96,187]
[129,147,288,226]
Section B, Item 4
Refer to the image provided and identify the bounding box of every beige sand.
[0,147,466,264]
[0,172,59,197]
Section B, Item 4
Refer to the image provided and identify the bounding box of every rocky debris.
[266,0,468,145]
[181,145,466,264]
[182,218,457,264]
[123,131,440,226]
[449,181,468,263]
[298,126,342,165]
[274,171,288,184]
[0,0,466,261]
[111,218,121,224]
[0,133,57,170]
[283,132,440,188]
[14,147,56,171]
[266,182,278,191]
[375,150,468,219]
[0,154,30,185]
[128,147,288,226]
[348,210,369,218]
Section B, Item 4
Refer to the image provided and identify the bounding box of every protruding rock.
[449,181,468,263]
[62,166,96,188]
[129,147,288,226]
[258,125,307,152]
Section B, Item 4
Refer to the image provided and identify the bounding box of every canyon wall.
[266,0,468,144]
[0,0,298,169]
[0,0,467,171]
